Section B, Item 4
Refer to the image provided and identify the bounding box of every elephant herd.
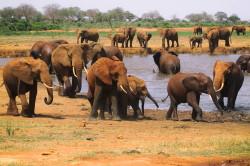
[1,25,248,121]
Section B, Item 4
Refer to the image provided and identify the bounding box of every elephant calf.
[137,30,152,49]
[189,36,202,48]
[107,33,125,48]
[236,55,250,73]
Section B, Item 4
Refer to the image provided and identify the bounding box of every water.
[1,54,250,112]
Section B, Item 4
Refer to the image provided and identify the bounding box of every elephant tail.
[162,95,169,102]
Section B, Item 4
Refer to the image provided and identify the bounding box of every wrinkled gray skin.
[236,55,250,73]
[166,73,223,121]
[189,36,203,48]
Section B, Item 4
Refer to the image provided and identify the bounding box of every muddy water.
[1,54,250,112]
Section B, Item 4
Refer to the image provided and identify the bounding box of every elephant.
[76,29,99,44]
[165,72,223,121]
[107,33,125,48]
[213,60,244,111]
[87,56,143,121]
[157,27,179,49]
[204,26,231,47]
[203,28,219,53]
[2,57,57,117]
[30,40,69,74]
[119,26,137,48]
[231,25,246,36]
[189,36,202,48]
[236,55,250,73]
[52,42,105,97]
[153,51,180,74]
[118,75,159,118]
[193,26,202,35]
[137,30,152,48]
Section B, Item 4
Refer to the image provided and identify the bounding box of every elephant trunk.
[145,92,159,108]
[207,87,223,115]
[40,71,53,105]
[44,84,53,105]
[74,62,83,93]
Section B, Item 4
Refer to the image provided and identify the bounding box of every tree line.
[0,3,248,32]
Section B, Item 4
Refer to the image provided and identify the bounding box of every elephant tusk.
[53,82,63,88]
[73,67,77,78]
[208,95,213,101]
[84,66,88,74]
[43,83,53,89]
[120,85,127,94]
[216,82,224,92]
[129,86,133,92]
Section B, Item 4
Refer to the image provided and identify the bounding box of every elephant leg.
[130,39,133,47]
[225,39,230,47]
[187,93,202,121]
[29,83,37,117]
[125,39,129,48]
[167,101,178,120]
[110,90,121,121]
[89,86,103,121]
[99,93,108,120]
[106,96,112,119]
[5,85,19,116]
[192,94,200,120]
[141,96,145,116]
[121,42,124,48]
[118,93,128,118]
[162,38,165,48]
[176,39,179,47]
[80,37,84,43]
[63,76,72,96]
[19,93,30,117]
[70,76,77,98]
[55,73,65,96]
[171,40,174,47]
[167,39,170,48]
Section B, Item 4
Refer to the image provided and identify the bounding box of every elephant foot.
[20,112,32,118]
[112,115,121,121]
[172,118,179,121]
[166,117,171,120]
[89,116,98,121]
[6,110,19,116]
[98,114,105,120]
[193,116,202,122]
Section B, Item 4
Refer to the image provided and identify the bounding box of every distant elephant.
[2,57,58,117]
[166,73,223,121]
[193,26,202,35]
[231,25,246,36]
[157,27,179,48]
[119,26,137,48]
[213,60,244,111]
[137,30,152,48]
[107,33,125,48]
[204,26,231,47]
[87,57,143,120]
[203,28,219,53]
[52,42,105,97]
[76,29,99,44]
[236,55,250,73]
[189,36,202,48]
[118,75,159,118]
[153,51,180,74]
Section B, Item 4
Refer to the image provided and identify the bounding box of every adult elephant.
[203,28,219,53]
[137,30,152,48]
[236,55,250,73]
[166,73,223,121]
[189,36,202,48]
[153,51,180,74]
[118,75,159,118]
[213,60,244,111]
[231,25,246,36]
[119,26,137,48]
[2,57,58,117]
[157,27,179,48]
[193,26,202,35]
[205,26,231,47]
[87,57,143,121]
[107,33,125,48]
[76,29,99,44]
[52,42,105,97]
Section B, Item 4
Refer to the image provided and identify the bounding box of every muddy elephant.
[52,42,105,97]
[2,57,58,117]
[76,29,99,44]
[157,27,179,49]
[236,55,250,73]
[204,26,231,47]
[87,57,143,121]
[213,60,244,111]
[153,51,180,74]
[231,25,246,36]
[118,75,159,118]
[189,36,202,48]
[203,28,219,53]
[165,73,223,121]
[119,26,137,48]
[107,33,125,48]
[193,26,202,35]
[137,30,152,48]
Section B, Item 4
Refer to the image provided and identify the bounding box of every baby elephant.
[107,33,125,48]
[189,36,202,48]
[137,30,152,48]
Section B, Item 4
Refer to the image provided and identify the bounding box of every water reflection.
[1,54,249,112]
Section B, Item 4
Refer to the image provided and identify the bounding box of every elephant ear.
[128,75,138,95]
[12,60,33,85]
[153,51,161,68]
[92,58,112,85]
[182,76,199,92]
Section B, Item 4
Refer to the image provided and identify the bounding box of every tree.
[43,3,60,24]
[142,10,164,21]
[214,11,228,22]
[171,15,180,22]
[107,7,126,21]
[15,4,39,22]
[228,14,241,23]
[0,7,16,19]
[85,9,100,21]
[124,11,136,21]
[59,7,85,21]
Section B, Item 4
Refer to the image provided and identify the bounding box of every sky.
[1,0,249,21]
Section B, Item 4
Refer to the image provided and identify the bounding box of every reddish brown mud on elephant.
[107,33,126,48]
[189,36,203,48]
[76,29,99,44]
[137,30,152,49]
[119,26,137,48]
[157,27,179,49]
[193,25,203,35]
[231,25,246,36]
